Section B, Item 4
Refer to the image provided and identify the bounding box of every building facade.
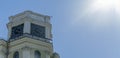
[0,11,60,58]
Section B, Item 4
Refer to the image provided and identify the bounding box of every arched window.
[35,50,41,58]
[13,51,19,58]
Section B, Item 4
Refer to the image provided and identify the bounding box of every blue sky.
[0,0,120,58]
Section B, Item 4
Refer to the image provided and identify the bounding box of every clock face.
[31,23,45,38]
[11,24,24,39]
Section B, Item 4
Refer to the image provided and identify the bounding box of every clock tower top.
[7,11,52,42]
[3,11,60,58]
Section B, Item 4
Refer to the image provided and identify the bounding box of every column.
[22,47,31,58]
[46,54,50,58]
[45,51,50,58]
[24,21,30,34]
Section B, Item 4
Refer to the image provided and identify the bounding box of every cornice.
[9,11,50,22]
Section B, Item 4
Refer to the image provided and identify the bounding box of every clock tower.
[0,11,60,58]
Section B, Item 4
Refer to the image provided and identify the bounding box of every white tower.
[0,11,60,58]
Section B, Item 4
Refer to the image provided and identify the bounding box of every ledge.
[9,33,52,44]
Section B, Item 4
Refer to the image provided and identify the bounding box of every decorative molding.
[21,46,33,50]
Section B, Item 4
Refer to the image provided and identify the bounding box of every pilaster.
[24,21,30,34]
[22,46,32,58]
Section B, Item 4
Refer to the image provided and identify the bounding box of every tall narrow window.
[13,51,19,58]
[35,50,41,58]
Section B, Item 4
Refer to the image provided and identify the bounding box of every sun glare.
[71,0,120,26]
[90,0,120,13]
